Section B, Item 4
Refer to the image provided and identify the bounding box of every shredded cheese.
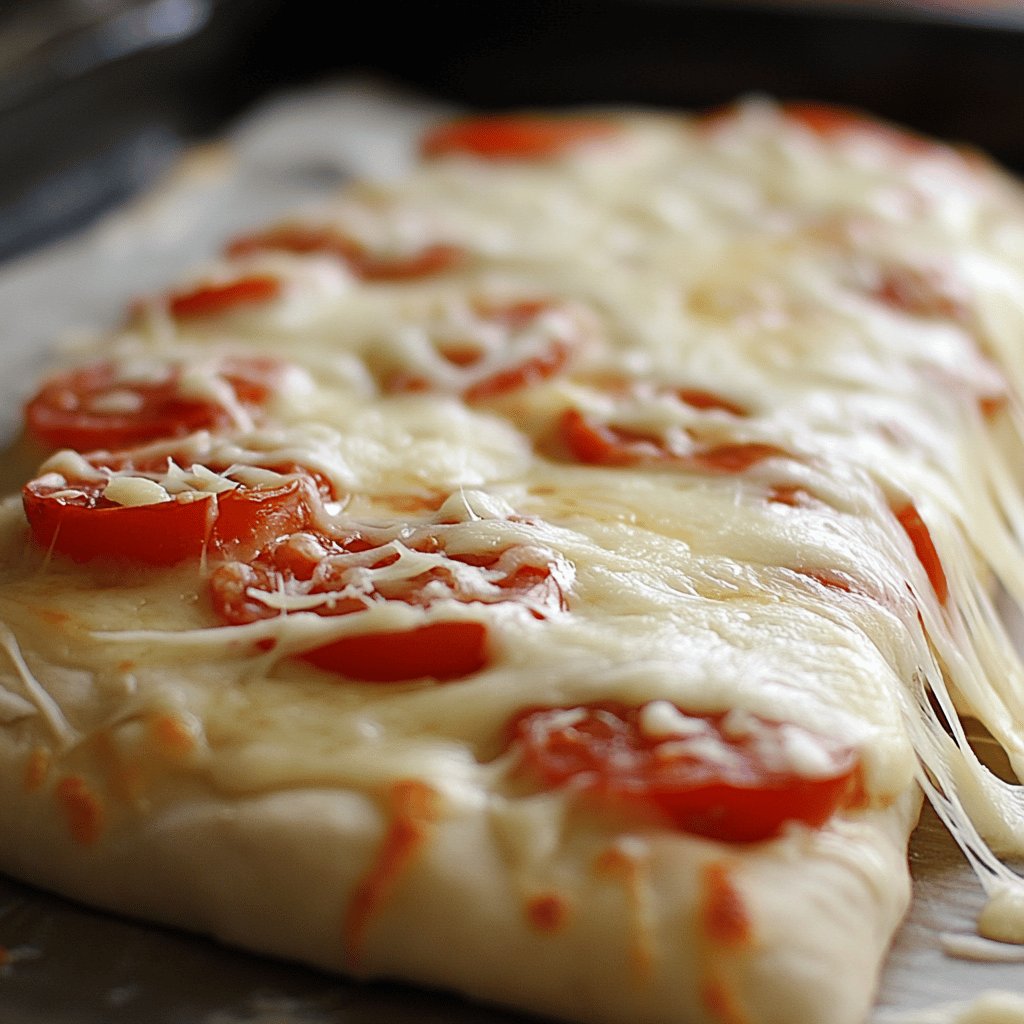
[9,99,1024,977]
[0,625,74,748]
[102,476,171,507]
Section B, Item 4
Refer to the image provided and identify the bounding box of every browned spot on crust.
[701,975,752,1024]
[35,608,69,626]
[23,747,50,793]
[525,892,570,933]
[344,780,439,969]
[847,764,871,810]
[148,713,195,759]
[116,660,136,673]
[980,391,1009,418]
[54,776,104,845]
[700,863,752,948]
[111,760,145,803]
[88,730,144,804]
[593,844,653,981]
[593,844,635,879]
[699,865,754,1023]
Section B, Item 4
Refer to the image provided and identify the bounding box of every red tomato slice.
[692,442,784,474]
[700,101,942,159]
[227,226,464,281]
[421,115,618,160]
[780,102,941,156]
[560,408,785,473]
[560,408,646,464]
[23,455,323,566]
[464,340,574,402]
[792,569,860,595]
[303,622,488,682]
[872,264,968,322]
[389,299,580,401]
[676,389,747,417]
[166,275,282,319]
[209,525,567,682]
[24,358,282,452]
[894,502,948,605]
[463,299,575,401]
[767,484,815,508]
[510,703,861,843]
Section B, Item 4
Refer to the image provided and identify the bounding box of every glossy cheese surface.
[3,99,1024,1024]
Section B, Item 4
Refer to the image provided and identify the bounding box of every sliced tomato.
[792,569,859,595]
[389,299,580,401]
[694,442,785,474]
[767,484,814,508]
[560,407,650,464]
[209,523,568,682]
[421,114,618,160]
[464,340,574,402]
[465,299,575,400]
[303,621,488,681]
[227,225,464,281]
[701,100,941,158]
[781,102,934,151]
[509,703,861,843]
[165,275,282,319]
[24,357,282,452]
[894,502,948,605]
[872,264,968,322]
[791,102,919,147]
[23,455,323,566]
[560,408,785,473]
[676,389,747,417]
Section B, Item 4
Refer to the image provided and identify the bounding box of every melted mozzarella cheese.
[7,100,1024,943]
[102,476,171,507]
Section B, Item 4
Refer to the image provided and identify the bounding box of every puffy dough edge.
[0,723,918,1024]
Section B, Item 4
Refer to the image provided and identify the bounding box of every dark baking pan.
[0,0,281,260]
[318,0,1024,164]
[5,0,1024,260]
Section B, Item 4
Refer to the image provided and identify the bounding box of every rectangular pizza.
[2,97,1024,1024]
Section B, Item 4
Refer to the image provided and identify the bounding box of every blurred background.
[3,0,1024,261]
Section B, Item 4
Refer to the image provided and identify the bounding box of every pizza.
[1,97,1024,1024]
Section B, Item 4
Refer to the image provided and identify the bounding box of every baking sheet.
[1,79,1023,1024]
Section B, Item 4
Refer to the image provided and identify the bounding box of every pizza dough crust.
[0,714,919,1024]
[4,95,1024,1024]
